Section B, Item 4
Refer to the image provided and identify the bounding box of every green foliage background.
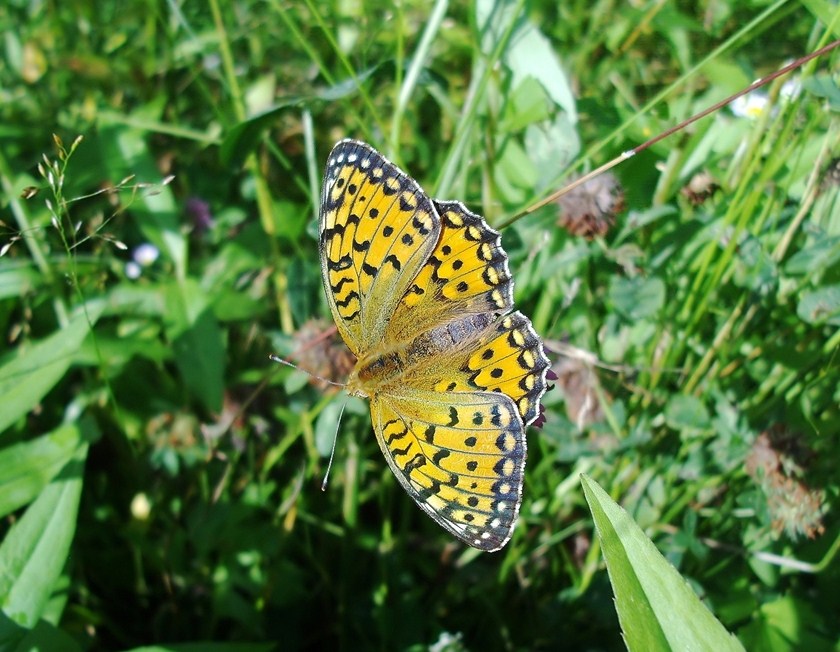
[1,0,838,650]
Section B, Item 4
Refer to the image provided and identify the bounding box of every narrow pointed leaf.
[581,474,745,652]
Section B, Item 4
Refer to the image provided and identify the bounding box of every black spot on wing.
[383,254,402,271]
[447,407,459,426]
[432,449,450,465]
[336,291,360,309]
[413,214,432,235]
[327,254,353,271]
[330,277,352,293]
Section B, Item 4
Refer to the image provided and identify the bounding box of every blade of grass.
[434,0,528,198]
[388,0,449,154]
[0,423,95,517]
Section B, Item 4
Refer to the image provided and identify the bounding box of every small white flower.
[781,78,801,101]
[125,261,142,279]
[429,632,464,652]
[203,53,221,71]
[731,91,769,119]
[133,243,160,266]
[130,493,151,520]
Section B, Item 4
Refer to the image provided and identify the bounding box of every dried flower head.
[745,426,826,540]
[292,318,355,390]
[556,172,624,239]
[820,157,840,193]
[681,170,719,205]
[551,349,607,429]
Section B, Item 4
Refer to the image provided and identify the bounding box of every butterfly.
[319,139,550,551]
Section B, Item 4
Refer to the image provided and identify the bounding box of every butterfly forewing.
[319,139,440,354]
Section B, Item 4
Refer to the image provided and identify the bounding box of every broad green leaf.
[803,72,840,110]
[0,303,103,436]
[220,97,309,167]
[9,618,83,652]
[0,422,97,517]
[106,283,167,317]
[800,0,840,39]
[283,369,311,395]
[498,77,552,132]
[164,279,225,413]
[315,399,345,458]
[737,594,834,651]
[477,0,577,120]
[797,284,840,326]
[125,643,274,652]
[524,112,580,192]
[0,263,41,301]
[495,138,537,200]
[0,439,88,634]
[581,475,745,652]
[609,276,666,322]
[665,395,711,433]
[784,236,840,276]
[76,331,170,367]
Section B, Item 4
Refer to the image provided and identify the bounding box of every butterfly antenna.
[320,396,348,491]
[268,354,347,388]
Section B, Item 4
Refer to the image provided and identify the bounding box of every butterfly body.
[319,139,549,551]
[347,311,499,394]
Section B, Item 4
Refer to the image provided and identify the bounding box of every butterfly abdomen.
[406,313,496,360]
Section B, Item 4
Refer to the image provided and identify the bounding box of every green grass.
[1,0,839,650]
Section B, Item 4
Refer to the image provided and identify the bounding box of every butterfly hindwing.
[371,389,526,551]
[384,200,514,344]
[430,311,549,425]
